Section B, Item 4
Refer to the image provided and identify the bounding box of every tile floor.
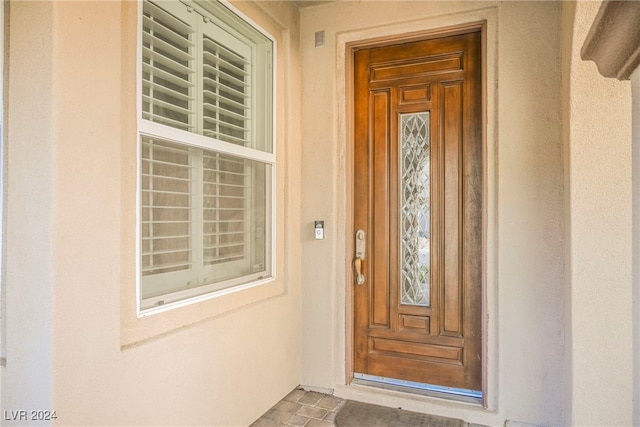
[250,388,345,427]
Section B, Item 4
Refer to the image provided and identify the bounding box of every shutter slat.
[145,1,193,35]
[204,183,246,190]
[142,94,192,117]
[203,167,245,175]
[210,103,250,123]
[202,196,245,202]
[144,78,194,103]
[143,32,194,64]
[142,248,191,257]
[142,260,192,274]
[142,171,191,182]
[201,131,247,145]
[202,53,250,78]
[142,220,192,224]
[142,206,191,212]
[143,189,192,197]
[203,155,244,166]
[203,207,244,212]
[143,113,191,130]
[143,63,194,90]
[203,231,244,237]
[204,219,248,224]
[203,64,249,87]
[204,256,243,265]
[203,37,249,67]
[143,47,194,77]
[143,13,193,50]
[204,243,245,250]
[143,234,192,240]
[203,91,248,114]
[203,115,248,131]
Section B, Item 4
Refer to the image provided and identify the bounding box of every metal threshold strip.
[353,373,482,402]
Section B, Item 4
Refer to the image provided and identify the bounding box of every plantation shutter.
[202,35,251,146]
[142,1,196,132]
[202,152,248,267]
[199,21,253,279]
[141,137,194,298]
[143,1,253,144]
[139,0,274,312]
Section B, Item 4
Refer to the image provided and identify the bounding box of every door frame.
[343,20,492,407]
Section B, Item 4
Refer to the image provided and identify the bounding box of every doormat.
[335,400,466,427]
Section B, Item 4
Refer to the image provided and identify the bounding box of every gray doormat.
[335,400,466,427]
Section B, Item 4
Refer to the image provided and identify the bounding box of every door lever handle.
[354,257,365,285]
[354,229,366,285]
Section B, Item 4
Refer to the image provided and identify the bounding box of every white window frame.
[136,0,277,317]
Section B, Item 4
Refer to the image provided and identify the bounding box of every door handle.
[354,229,366,285]
[354,257,365,285]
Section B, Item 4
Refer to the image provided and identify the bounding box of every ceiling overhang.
[292,0,336,8]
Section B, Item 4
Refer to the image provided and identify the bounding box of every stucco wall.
[3,1,302,425]
[298,2,566,426]
[633,64,640,427]
[565,1,633,425]
[4,1,55,416]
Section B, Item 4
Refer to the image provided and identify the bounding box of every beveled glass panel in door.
[400,112,430,306]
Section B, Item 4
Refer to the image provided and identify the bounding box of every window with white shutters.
[138,0,274,314]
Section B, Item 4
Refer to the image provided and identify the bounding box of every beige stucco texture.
[565,1,632,425]
[2,1,635,426]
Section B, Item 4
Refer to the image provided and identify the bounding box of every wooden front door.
[352,28,482,393]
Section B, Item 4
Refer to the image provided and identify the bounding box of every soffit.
[292,0,336,9]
